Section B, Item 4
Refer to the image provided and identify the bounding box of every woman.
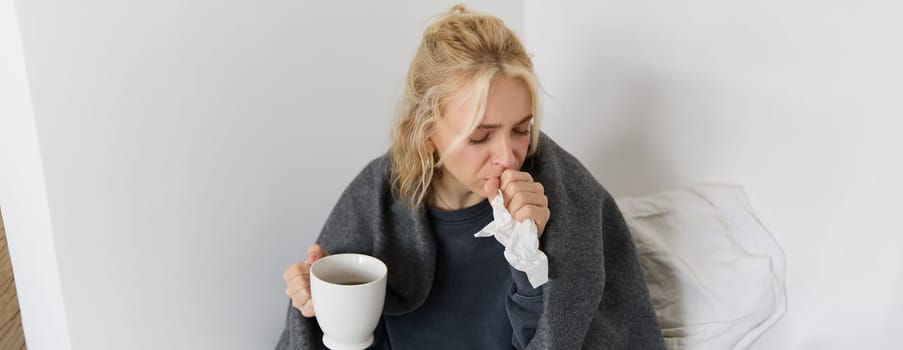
[277,5,664,349]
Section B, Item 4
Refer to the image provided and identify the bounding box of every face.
[428,75,534,201]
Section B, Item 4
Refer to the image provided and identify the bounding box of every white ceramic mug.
[310,253,388,350]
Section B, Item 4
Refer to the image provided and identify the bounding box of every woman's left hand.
[484,169,550,237]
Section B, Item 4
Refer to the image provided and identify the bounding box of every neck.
[429,178,483,210]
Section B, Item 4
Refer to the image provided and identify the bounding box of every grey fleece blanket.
[276,133,665,349]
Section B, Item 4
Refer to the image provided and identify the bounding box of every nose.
[491,135,517,169]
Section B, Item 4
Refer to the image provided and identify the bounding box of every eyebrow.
[477,115,534,129]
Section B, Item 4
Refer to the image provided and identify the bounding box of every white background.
[2,0,901,349]
[525,1,902,348]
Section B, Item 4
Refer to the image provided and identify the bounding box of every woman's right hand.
[283,244,329,317]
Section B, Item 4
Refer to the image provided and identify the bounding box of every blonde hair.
[389,4,542,210]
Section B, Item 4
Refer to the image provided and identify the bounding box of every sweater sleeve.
[507,267,544,349]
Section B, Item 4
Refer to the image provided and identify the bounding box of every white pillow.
[616,184,787,350]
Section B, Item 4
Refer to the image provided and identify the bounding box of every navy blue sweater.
[374,199,543,349]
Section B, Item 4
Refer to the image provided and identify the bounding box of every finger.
[500,170,533,191]
[290,286,308,309]
[299,264,311,288]
[285,283,300,298]
[300,298,316,318]
[298,290,316,317]
[285,263,311,293]
[483,176,500,200]
[506,192,548,216]
[298,284,311,301]
[306,244,328,264]
[283,262,304,283]
[286,282,308,301]
[501,180,544,198]
[286,274,309,293]
[501,182,545,208]
[500,172,540,202]
[512,205,550,236]
[292,284,313,309]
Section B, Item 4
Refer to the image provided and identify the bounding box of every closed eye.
[468,116,532,145]
[469,134,490,145]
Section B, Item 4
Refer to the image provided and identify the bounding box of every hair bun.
[449,4,467,14]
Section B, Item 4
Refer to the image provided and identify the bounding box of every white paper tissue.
[474,190,549,288]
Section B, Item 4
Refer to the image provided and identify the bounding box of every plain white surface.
[4,1,522,349]
[0,0,71,348]
[525,0,903,348]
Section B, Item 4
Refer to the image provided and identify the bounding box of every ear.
[425,138,436,154]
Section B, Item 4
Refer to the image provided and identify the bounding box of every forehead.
[443,75,533,126]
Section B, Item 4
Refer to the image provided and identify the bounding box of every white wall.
[525,0,903,348]
[5,1,522,349]
[1,0,71,348]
